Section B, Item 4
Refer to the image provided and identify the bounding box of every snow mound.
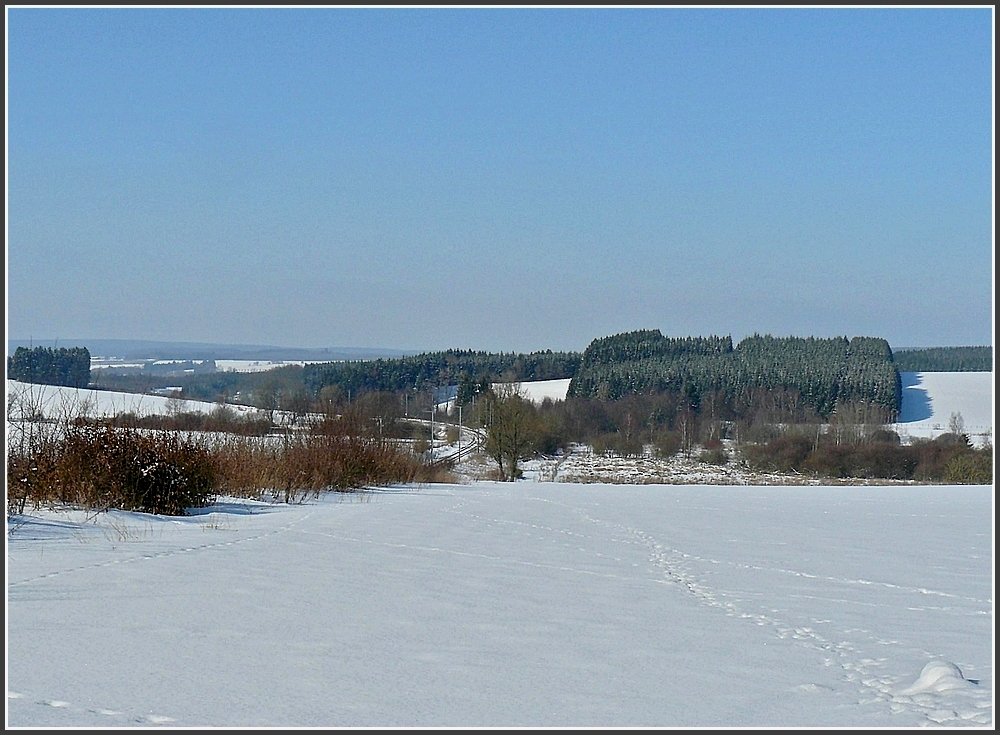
[897,660,975,696]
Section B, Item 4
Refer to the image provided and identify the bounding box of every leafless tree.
[481,382,537,481]
[948,411,966,437]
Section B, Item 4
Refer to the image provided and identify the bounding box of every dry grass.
[6,386,447,517]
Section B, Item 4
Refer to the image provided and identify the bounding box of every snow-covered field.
[510,377,573,404]
[5,373,994,727]
[4,380,261,419]
[514,442,873,486]
[215,359,326,372]
[89,359,328,373]
[893,371,994,447]
[6,482,992,728]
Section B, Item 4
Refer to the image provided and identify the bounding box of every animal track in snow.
[7,688,179,727]
[567,511,990,728]
[8,509,316,590]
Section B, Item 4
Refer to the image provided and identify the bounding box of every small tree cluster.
[479,383,539,481]
[568,331,901,420]
[8,346,91,388]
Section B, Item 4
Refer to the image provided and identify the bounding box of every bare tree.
[165,390,185,418]
[480,382,537,481]
[948,411,966,437]
[254,379,282,426]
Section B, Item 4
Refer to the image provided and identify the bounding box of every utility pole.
[428,391,436,455]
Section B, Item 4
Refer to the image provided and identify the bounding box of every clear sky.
[5,6,994,354]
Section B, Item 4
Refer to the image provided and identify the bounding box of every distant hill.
[892,346,992,372]
[6,339,416,363]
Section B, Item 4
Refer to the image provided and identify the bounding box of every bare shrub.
[912,437,969,480]
[741,435,813,473]
[943,450,992,484]
[6,383,461,519]
[592,431,643,458]
[651,429,682,458]
[7,424,216,516]
[412,460,459,484]
[853,443,918,479]
[867,428,901,445]
[697,447,728,465]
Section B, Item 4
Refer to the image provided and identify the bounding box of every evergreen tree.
[8,346,91,388]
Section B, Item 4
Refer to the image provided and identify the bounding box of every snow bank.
[898,660,976,696]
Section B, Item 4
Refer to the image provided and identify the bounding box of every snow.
[6,482,993,728]
[214,359,327,372]
[503,378,572,404]
[4,380,261,418]
[4,374,995,727]
[892,372,994,447]
[898,661,978,696]
[516,442,859,486]
[8,369,992,447]
[88,362,146,370]
[86,359,326,373]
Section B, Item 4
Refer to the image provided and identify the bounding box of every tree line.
[892,346,992,372]
[7,346,91,388]
[32,331,989,444]
[300,348,581,398]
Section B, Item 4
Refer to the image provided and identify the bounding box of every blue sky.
[6,6,994,353]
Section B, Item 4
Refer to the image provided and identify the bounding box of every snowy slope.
[6,482,992,728]
[4,380,260,419]
[501,378,572,404]
[893,371,993,447]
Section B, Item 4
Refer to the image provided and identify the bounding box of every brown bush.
[7,425,216,516]
[651,429,682,458]
[8,412,436,517]
[741,434,813,472]
[803,443,918,480]
[697,447,729,465]
[592,431,643,458]
[911,438,970,481]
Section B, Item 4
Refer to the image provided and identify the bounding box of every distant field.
[892,371,993,446]
[5,380,260,418]
[214,359,327,372]
[505,378,573,404]
[7,370,993,447]
[89,358,330,373]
